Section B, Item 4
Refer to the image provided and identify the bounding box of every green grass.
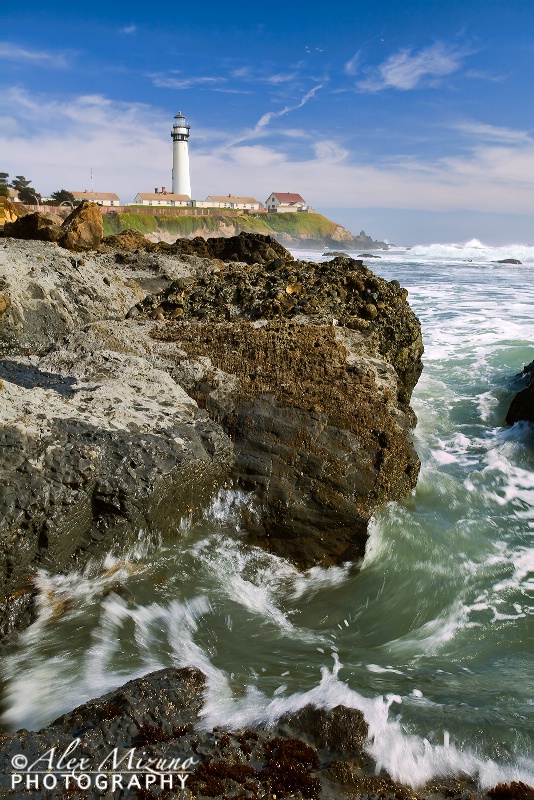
[102,211,341,240]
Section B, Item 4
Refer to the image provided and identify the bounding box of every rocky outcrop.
[322,228,390,251]
[0,666,523,800]
[0,327,232,638]
[133,255,423,568]
[506,360,534,424]
[4,201,104,251]
[0,234,422,634]
[101,229,292,265]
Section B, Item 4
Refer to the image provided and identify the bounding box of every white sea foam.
[198,655,534,790]
[401,239,534,263]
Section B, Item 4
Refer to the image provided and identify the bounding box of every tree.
[0,185,9,198]
[11,175,32,191]
[49,189,76,206]
[0,172,8,186]
[18,186,41,205]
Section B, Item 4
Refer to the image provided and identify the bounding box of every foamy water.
[1,242,533,789]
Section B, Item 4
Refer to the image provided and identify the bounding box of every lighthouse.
[171,112,191,197]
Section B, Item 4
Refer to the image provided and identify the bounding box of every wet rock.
[59,200,103,251]
[0,666,519,800]
[493,258,522,264]
[506,360,534,424]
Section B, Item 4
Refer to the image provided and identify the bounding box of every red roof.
[271,192,305,203]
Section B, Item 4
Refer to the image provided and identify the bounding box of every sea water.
[1,240,533,789]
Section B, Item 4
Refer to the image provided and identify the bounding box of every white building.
[171,113,192,197]
[194,194,263,210]
[265,192,310,212]
[132,190,191,207]
[69,190,120,206]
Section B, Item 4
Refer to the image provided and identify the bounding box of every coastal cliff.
[102,209,390,251]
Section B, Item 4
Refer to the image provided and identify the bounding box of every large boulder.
[3,210,64,242]
[59,200,103,250]
[506,360,534,424]
[135,254,423,569]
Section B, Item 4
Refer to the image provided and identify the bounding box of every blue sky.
[1,0,533,244]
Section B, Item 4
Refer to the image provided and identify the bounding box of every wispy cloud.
[252,83,323,135]
[151,75,225,90]
[265,72,299,84]
[344,51,361,76]
[453,122,531,144]
[0,42,68,67]
[358,42,469,91]
[120,24,137,35]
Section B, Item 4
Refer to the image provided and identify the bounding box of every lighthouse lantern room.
[171,112,191,197]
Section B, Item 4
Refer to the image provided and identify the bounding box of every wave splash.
[399,239,534,262]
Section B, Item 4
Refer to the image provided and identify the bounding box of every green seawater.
[2,247,532,788]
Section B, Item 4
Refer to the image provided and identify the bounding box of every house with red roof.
[265,192,311,213]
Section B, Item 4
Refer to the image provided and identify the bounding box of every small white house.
[132,189,191,207]
[197,195,263,210]
[265,192,310,213]
[69,190,120,206]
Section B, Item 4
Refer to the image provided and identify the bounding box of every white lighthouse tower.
[171,112,191,197]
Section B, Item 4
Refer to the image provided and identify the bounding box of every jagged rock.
[100,226,155,252]
[506,360,534,424]
[493,258,522,265]
[3,210,63,242]
[59,200,103,251]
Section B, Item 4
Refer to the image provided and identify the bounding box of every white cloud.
[0,42,68,67]
[358,42,467,91]
[120,24,137,34]
[2,87,534,218]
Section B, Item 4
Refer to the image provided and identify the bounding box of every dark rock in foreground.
[0,667,526,800]
[506,360,534,424]
[102,229,291,265]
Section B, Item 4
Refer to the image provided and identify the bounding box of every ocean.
[1,240,533,790]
